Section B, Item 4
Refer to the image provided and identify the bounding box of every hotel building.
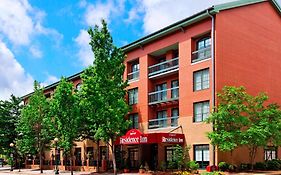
[22,0,281,171]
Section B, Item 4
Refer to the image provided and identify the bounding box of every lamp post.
[10,143,14,171]
[54,137,59,175]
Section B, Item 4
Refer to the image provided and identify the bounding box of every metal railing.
[192,46,211,63]
[127,70,139,82]
[148,57,179,77]
[148,87,179,105]
[148,116,179,129]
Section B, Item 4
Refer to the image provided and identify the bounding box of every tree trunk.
[70,154,73,175]
[39,151,43,173]
[97,140,100,173]
[110,141,117,175]
[249,146,257,171]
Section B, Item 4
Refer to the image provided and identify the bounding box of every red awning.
[115,129,184,145]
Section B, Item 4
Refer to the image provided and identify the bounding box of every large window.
[194,145,210,169]
[265,147,277,160]
[156,83,167,101]
[171,108,179,127]
[129,114,138,129]
[157,110,167,128]
[128,61,139,81]
[171,80,179,99]
[165,146,175,162]
[193,69,209,91]
[128,88,138,105]
[194,101,210,122]
[192,37,211,63]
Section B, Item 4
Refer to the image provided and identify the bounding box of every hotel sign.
[116,129,185,145]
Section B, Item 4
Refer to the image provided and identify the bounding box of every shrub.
[218,162,229,171]
[239,163,251,171]
[201,172,225,175]
[228,164,237,172]
[254,162,266,170]
[266,159,281,170]
[186,160,199,173]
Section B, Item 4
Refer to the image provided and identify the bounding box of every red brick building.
[22,0,281,171]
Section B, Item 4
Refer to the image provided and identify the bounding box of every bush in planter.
[239,163,251,171]
[266,159,281,170]
[186,160,199,173]
[218,162,229,172]
[254,162,266,170]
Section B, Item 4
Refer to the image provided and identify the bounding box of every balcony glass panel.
[148,87,179,105]
[148,116,179,129]
[192,46,211,63]
[148,57,179,77]
[127,70,139,82]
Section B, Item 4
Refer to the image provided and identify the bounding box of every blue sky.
[0,0,280,100]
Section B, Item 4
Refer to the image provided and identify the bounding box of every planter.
[139,168,146,173]
[123,168,130,173]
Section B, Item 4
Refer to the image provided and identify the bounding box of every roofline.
[22,0,281,100]
[21,70,83,100]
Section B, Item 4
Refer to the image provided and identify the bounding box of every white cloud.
[0,40,34,100]
[74,29,93,66]
[29,45,43,58]
[0,0,63,56]
[138,0,235,34]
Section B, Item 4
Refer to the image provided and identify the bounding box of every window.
[157,110,167,128]
[129,114,138,129]
[171,108,179,127]
[76,83,82,91]
[128,61,139,81]
[194,101,210,122]
[194,145,209,169]
[156,83,167,101]
[192,36,211,63]
[165,146,175,162]
[171,80,179,99]
[128,88,138,105]
[265,147,277,160]
[193,69,209,91]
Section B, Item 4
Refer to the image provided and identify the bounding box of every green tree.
[79,20,130,175]
[17,81,52,173]
[50,77,80,175]
[207,86,281,169]
[0,95,22,158]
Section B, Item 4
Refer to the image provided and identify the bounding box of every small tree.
[207,86,281,170]
[80,20,130,175]
[0,95,22,161]
[50,77,80,175]
[17,81,52,173]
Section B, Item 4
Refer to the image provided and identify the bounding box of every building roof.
[22,0,281,99]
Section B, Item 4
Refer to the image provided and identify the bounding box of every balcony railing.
[148,87,179,105]
[127,70,139,82]
[192,46,211,63]
[148,57,179,77]
[148,116,179,129]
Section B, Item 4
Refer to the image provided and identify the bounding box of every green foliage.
[0,95,22,157]
[16,81,52,173]
[201,172,224,175]
[207,86,281,168]
[79,19,130,174]
[218,162,229,172]
[254,162,266,170]
[50,77,80,157]
[186,160,199,173]
[266,159,281,170]
[168,145,191,170]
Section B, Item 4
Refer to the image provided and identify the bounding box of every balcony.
[148,116,179,129]
[191,46,211,63]
[148,57,179,78]
[148,87,179,105]
[127,70,139,82]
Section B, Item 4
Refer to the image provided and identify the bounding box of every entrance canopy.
[115,129,184,145]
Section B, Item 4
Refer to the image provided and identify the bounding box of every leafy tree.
[207,86,281,169]
[79,20,130,175]
[16,81,52,173]
[50,77,80,175]
[0,95,22,158]
[207,86,249,152]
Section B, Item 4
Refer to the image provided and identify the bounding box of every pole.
[55,142,59,175]
[10,153,13,171]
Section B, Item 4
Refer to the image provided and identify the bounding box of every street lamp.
[10,143,14,171]
[54,138,59,175]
